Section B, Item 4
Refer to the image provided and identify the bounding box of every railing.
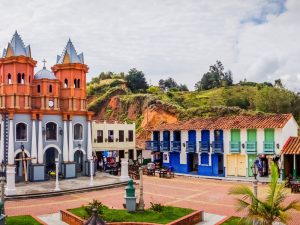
[160,141,170,152]
[171,141,181,152]
[263,141,275,154]
[212,141,224,153]
[246,141,257,154]
[230,141,241,153]
[186,141,196,153]
[199,141,210,153]
[145,141,160,151]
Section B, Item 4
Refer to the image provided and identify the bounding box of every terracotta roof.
[282,137,300,154]
[150,114,294,131]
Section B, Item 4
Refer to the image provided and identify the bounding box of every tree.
[274,79,283,89]
[125,68,148,93]
[195,60,233,91]
[229,162,300,225]
[159,77,189,92]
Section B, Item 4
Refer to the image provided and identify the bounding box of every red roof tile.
[150,114,294,131]
[282,137,300,154]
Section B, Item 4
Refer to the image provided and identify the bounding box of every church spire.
[56,38,84,64]
[2,31,31,58]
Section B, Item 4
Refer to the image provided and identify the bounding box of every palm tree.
[229,161,300,225]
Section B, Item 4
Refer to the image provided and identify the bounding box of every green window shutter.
[247,129,257,142]
[264,129,274,141]
[231,129,240,142]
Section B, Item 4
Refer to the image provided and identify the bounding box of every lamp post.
[54,157,60,191]
[0,161,5,215]
[89,156,94,187]
[137,153,144,211]
[251,163,258,225]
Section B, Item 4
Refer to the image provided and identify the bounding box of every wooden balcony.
[212,141,224,153]
[186,141,196,153]
[230,141,241,153]
[160,141,170,152]
[199,141,210,153]
[246,141,257,154]
[171,141,181,152]
[263,141,275,154]
[145,141,160,151]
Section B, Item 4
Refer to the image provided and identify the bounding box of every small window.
[108,130,114,142]
[16,123,27,141]
[119,130,124,142]
[29,76,31,84]
[74,79,77,88]
[97,130,103,143]
[37,85,41,93]
[8,74,12,84]
[49,85,52,93]
[77,79,80,88]
[46,122,57,141]
[74,124,83,140]
[64,79,68,88]
[128,130,133,142]
[17,73,21,84]
[21,73,25,84]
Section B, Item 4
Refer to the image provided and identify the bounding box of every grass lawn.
[220,216,241,225]
[6,215,42,225]
[69,206,194,224]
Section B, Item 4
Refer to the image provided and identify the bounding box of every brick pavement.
[6,176,300,225]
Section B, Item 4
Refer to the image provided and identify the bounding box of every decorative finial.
[42,59,47,69]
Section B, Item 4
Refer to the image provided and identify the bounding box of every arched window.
[29,76,31,84]
[64,79,68,88]
[21,73,25,84]
[37,85,41,93]
[16,123,27,141]
[74,123,83,140]
[17,73,22,84]
[46,122,57,141]
[8,73,12,84]
[74,79,77,88]
[49,85,52,93]
[77,79,80,88]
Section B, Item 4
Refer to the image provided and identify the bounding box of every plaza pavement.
[5,175,300,225]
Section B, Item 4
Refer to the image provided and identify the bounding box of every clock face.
[48,100,54,108]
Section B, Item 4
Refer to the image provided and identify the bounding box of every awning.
[281,137,300,154]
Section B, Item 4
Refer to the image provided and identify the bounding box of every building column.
[68,120,74,162]
[31,119,37,164]
[87,120,92,160]
[293,154,297,179]
[63,120,69,162]
[0,119,4,162]
[6,118,16,195]
[37,120,43,164]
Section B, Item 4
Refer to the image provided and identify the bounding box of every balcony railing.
[145,141,160,151]
[186,141,196,153]
[212,141,224,153]
[199,141,210,153]
[230,141,241,153]
[263,141,275,154]
[160,141,170,152]
[171,141,181,152]
[246,141,257,154]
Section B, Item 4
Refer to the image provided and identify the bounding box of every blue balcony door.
[201,130,210,143]
[153,131,160,141]
[188,130,196,142]
[163,131,170,141]
[214,130,223,142]
[173,130,181,141]
[212,154,224,176]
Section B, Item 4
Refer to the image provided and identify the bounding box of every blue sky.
[0,0,299,91]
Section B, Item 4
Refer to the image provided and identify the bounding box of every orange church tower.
[0,31,36,110]
[51,39,88,112]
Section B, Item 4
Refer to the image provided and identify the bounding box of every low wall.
[61,209,203,225]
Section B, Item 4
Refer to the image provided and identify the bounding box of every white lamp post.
[54,157,60,191]
[89,157,94,186]
[251,163,259,225]
[137,153,144,211]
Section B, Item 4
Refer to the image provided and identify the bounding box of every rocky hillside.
[87,78,300,147]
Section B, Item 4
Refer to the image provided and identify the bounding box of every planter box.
[61,209,203,225]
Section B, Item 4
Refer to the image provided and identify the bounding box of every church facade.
[0,32,93,195]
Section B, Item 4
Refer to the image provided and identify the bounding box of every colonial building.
[0,32,93,195]
[92,120,138,163]
[146,114,299,178]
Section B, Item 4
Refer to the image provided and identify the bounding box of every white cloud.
[0,0,299,91]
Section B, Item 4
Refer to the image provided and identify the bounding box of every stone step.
[37,213,68,225]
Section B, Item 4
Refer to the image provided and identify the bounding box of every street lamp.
[54,157,60,191]
[89,155,94,187]
[251,163,258,197]
[137,153,145,211]
[0,161,5,215]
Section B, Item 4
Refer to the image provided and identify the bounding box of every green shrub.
[84,199,108,216]
[149,202,164,212]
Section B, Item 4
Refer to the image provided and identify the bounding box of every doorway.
[187,153,198,173]
[74,150,84,175]
[44,147,59,175]
[15,152,29,182]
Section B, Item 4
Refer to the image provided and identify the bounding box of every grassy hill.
[87,78,300,135]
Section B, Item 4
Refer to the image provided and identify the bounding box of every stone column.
[37,120,43,164]
[293,154,296,179]
[68,120,74,162]
[31,119,37,164]
[0,119,4,162]
[120,158,129,181]
[6,118,16,195]
[63,120,69,162]
[87,121,92,160]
